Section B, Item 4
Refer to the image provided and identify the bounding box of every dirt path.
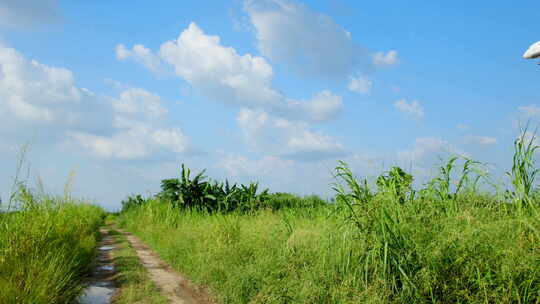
[116,228,215,304]
[78,228,117,304]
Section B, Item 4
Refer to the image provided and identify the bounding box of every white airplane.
[523,41,540,64]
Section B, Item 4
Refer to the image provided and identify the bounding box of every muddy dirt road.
[117,229,215,304]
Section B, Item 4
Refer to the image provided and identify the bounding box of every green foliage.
[376,166,414,204]
[0,185,105,304]
[151,164,323,213]
[427,155,485,202]
[506,125,540,211]
[265,192,327,210]
[334,162,419,297]
[121,194,148,212]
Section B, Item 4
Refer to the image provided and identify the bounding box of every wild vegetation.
[121,164,325,214]
[117,130,540,303]
[0,183,105,303]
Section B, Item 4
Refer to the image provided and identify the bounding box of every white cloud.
[397,137,465,165]
[463,135,497,146]
[237,108,344,160]
[118,22,343,123]
[373,50,399,66]
[69,87,189,160]
[348,75,372,94]
[68,122,188,160]
[286,90,342,122]
[243,0,366,78]
[111,88,168,119]
[0,43,113,134]
[158,22,279,107]
[117,23,345,161]
[518,104,540,118]
[394,99,424,120]
[213,151,384,197]
[216,154,293,177]
[0,43,190,160]
[0,0,60,29]
[115,44,163,73]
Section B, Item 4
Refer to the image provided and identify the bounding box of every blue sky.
[1,0,539,210]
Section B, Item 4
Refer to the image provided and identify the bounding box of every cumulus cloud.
[285,90,342,121]
[373,50,399,66]
[115,44,164,73]
[69,87,190,160]
[463,135,497,146]
[68,121,188,160]
[0,43,190,160]
[117,22,342,123]
[237,108,345,160]
[0,0,61,29]
[243,0,366,78]
[348,75,372,94]
[394,99,424,120]
[243,0,399,79]
[0,43,113,137]
[158,22,279,106]
[111,88,168,119]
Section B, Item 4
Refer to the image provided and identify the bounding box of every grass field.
[0,188,105,304]
[1,131,539,303]
[118,194,539,303]
[117,133,540,303]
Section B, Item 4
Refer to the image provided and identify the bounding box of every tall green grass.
[118,194,538,303]
[118,130,540,303]
[0,186,105,304]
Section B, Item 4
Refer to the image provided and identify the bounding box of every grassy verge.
[117,198,539,303]
[0,192,105,304]
[106,226,168,304]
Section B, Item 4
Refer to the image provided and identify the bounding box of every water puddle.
[97,265,114,272]
[89,281,114,288]
[78,286,115,304]
[78,230,117,304]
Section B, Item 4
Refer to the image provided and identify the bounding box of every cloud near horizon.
[236,108,346,160]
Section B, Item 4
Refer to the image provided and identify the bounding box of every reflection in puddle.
[78,286,116,304]
[80,235,117,304]
[98,265,114,272]
[91,281,114,288]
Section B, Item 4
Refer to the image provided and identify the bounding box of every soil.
[117,228,216,304]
